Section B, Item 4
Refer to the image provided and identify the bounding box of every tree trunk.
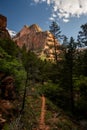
[20,72,28,114]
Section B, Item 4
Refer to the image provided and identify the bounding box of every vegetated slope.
[0,14,86,130]
[26,94,83,130]
[0,14,17,129]
[7,84,83,130]
[13,83,83,130]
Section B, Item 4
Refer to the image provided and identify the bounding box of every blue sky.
[0,0,87,39]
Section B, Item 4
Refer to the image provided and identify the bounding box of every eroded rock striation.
[13,24,60,60]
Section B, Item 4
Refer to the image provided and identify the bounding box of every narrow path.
[39,95,46,130]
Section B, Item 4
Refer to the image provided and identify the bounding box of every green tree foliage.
[21,45,53,84]
[74,49,87,77]
[74,76,87,117]
[21,46,41,83]
[77,23,87,46]
[39,60,53,83]
[21,46,44,112]
[1,22,87,126]
[49,21,62,62]
[0,39,26,92]
[49,21,62,40]
[62,36,68,46]
[59,37,77,112]
[0,38,19,57]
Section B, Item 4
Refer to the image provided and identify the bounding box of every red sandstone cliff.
[13,24,60,60]
[0,14,11,39]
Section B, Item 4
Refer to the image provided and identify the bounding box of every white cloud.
[49,17,55,21]
[7,29,16,38]
[63,18,69,23]
[52,13,57,18]
[33,0,40,3]
[47,0,50,5]
[33,0,87,22]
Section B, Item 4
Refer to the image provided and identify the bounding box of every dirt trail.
[39,95,46,130]
[39,95,50,130]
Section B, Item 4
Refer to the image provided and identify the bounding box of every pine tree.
[61,37,77,113]
[77,23,87,47]
[49,21,62,63]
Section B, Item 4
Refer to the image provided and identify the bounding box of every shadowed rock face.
[13,24,60,60]
[0,14,10,39]
[0,72,16,129]
[0,14,7,29]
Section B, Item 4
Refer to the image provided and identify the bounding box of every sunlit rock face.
[13,24,60,60]
[0,14,11,39]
